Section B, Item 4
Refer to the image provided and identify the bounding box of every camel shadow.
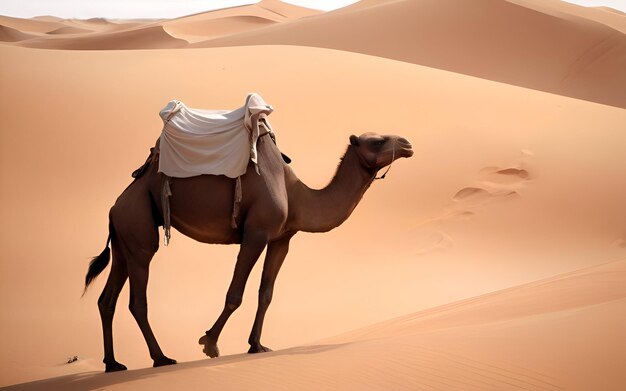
[3,343,348,391]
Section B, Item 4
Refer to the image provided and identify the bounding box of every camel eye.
[372,139,385,147]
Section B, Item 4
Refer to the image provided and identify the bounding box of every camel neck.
[291,146,375,233]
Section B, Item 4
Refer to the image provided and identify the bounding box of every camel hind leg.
[111,193,177,368]
[126,250,177,367]
[98,242,129,372]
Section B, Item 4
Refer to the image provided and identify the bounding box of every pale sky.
[0,0,624,19]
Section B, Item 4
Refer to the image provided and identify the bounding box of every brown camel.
[84,131,413,372]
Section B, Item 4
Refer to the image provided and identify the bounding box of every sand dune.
[508,0,626,33]
[31,16,65,22]
[0,15,64,33]
[5,260,625,391]
[195,0,626,108]
[164,16,277,43]
[596,6,626,16]
[46,26,93,35]
[161,1,319,42]
[21,25,188,50]
[0,25,37,42]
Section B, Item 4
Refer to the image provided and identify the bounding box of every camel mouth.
[396,139,413,158]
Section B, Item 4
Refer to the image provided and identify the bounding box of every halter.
[374,140,395,180]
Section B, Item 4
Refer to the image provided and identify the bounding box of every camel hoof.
[248,344,273,354]
[153,356,177,367]
[199,334,220,358]
[105,361,127,373]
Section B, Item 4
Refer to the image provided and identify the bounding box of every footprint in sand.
[453,186,518,207]
[446,159,532,218]
[414,230,453,255]
[453,187,492,205]
[419,155,533,248]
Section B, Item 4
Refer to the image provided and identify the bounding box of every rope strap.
[375,141,396,180]
[232,176,242,229]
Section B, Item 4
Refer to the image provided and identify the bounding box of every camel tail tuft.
[83,232,112,296]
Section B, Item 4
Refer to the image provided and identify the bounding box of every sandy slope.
[1,42,625,387]
[4,260,625,390]
[195,0,626,109]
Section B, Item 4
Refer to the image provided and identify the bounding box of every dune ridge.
[163,16,278,43]
[0,15,65,33]
[0,25,37,42]
[507,0,626,33]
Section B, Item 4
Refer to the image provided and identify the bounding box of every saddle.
[131,93,290,244]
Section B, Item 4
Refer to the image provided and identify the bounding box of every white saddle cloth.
[158,93,273,178]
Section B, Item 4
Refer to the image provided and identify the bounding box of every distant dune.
[46,26,93,35]
[0,25,37,42]
[0,15,65,33]
[21,25,188,49]
[596,6,626,16]
[161,0,320,42]
[164,16,278,43]
[508,0,626,33]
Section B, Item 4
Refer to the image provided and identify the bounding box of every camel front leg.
[199,231,268,358]
[248,234,293,354]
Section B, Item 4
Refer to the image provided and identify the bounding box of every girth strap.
[232,176,242,229]
[161,175,172,246]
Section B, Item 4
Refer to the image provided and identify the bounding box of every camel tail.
[83,230,112,296]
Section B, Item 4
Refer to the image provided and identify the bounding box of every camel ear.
[349,135,360,146]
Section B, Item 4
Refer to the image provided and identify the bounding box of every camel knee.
[129,302,148,319]
[98,292,117,317]
[259,286,274,307]
[225,294,242,311]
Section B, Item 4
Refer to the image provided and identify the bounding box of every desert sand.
[1,0,625,389]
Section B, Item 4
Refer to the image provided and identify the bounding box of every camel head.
[349,132,413,174]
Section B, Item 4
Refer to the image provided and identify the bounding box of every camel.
[84,131,413,372]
